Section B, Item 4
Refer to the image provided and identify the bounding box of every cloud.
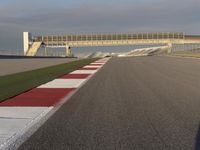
[0,0,200,50]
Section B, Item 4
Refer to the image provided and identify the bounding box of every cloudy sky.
[0,0,200,50]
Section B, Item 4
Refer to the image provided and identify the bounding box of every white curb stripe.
[83,65,102,68]
[0,107,52,147]
[0,58,111,149]
[0,119,31,139]
[0,107,50,119]
[70,70,98,74]
[38,79,86,88]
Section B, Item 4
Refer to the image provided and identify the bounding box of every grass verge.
[0,58,98,102]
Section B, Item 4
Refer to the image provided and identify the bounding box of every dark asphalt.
[18,56,200,150]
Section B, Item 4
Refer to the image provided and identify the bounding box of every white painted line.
[0,107,49,139]
[83,65,102,68]
[0,107,50,119]
[0,119,30,139]
[38,79,86,88]
[70,70,98,74]
[0,107,53,149]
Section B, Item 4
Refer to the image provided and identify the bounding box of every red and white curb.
[0,57,110,149]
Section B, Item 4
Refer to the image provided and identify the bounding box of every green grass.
[0,58,98,102]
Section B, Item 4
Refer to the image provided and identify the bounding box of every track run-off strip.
[0,57,110,149]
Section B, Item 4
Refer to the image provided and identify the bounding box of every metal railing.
[33,32,185,43]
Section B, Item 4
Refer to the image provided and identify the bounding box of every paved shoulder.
[0,58,78,76]
[19,56,200,150]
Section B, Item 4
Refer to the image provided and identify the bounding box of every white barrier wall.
[23,32,30,55]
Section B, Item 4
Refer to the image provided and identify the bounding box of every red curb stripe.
[60,74,90,79]
[0,60,106,106]
[0,88,75,107]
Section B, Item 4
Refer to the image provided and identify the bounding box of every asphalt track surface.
[0,58,78,76]
[19,56,200,150]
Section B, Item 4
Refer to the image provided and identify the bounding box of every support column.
[66,46,72,57]
[23,32,30,55]
[167,42,172,53]
[45,46,48,56]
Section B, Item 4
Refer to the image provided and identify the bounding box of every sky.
[0,0,200,51]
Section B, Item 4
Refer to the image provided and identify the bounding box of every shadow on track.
[196,124,200,150]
